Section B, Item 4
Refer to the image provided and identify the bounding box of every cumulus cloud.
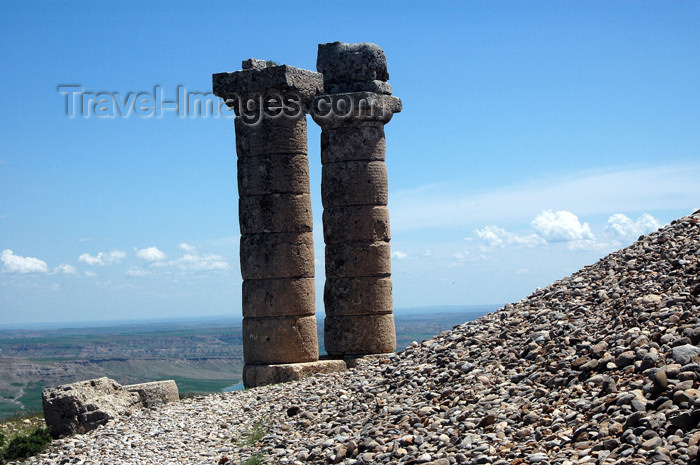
[178,243,196,252]
[135,246,167,262]
[474,225,544,248]
[606,213,660,240]
[392,251,408,259]
[78,250,125,266]
[1,249,49,274]
[531,210,594,242]
[54,263,76,274]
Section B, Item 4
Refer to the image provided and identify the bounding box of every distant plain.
[0,305,496,419]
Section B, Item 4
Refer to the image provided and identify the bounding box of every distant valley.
[0,305,496,419]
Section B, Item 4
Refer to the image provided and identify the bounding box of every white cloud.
[474,225,544,248]
[85,271,97,277]
[171,253,229,272]
[391,163,700,232]
[1,249,49,274]
[136,246,166,262]
[606,213,660,240]
[516,268,530,274]
[54,263,76,274]
[126,267,152,277]
[531,210,594,242]
[78,250,125,266]
[178,243,196,252]
[392,251,408,259]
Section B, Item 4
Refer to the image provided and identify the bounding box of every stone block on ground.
[124,380,179,408]
[42,377,142,438]
[242,360,347,388]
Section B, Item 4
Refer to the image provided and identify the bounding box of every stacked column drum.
[213,61,325,387]
[313,42,402,356]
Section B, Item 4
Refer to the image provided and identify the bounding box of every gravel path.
[20,210,700,465]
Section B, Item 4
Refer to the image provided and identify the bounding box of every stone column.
[213,59,345,387]
[311,43,402,356]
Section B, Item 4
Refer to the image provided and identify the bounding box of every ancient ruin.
[213,43,400,387]
[213,59,344,388]
[312,42,401,356]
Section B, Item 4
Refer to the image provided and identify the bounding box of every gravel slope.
[21,210,699,465]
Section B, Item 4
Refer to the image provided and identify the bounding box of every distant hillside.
[0,308,491,419]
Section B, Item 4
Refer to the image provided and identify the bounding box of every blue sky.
[1,1,698,326]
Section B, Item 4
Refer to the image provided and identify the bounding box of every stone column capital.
[213,64,323,119]
[311,92,402,128]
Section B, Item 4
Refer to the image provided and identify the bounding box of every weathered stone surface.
[325,277,392,316]
[213,65,323,107]
[324,314,396,355]
[242,278,315,318]
[235,117,308,157]
[242,360,347,388]
[317,42,389,90]
[320,124,386,164]
[42,377,141,438]
[242,315,319,365]
[323,205,390,244]
[672,344,700,365]
[237,153,310,196]
[241,58,266,70]
[240,232,315,279]
[239,193,313,234]
[124,380,179,408]
[325,241,391,278]
[321,161,388,208]
[312,93,402,128]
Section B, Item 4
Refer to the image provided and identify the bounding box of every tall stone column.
[213,59,344,387]
[312,42,402,356]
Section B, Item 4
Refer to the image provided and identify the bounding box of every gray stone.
[672,344,700,365]
[312,92,402,127]
[242,315,319,365]
[237,153,310,196]
[239,193,313,234]
[317,42,389,90]
[324,277,393,316]
[321,124,386,164]
[240,232,315,280]
[324,314,396,355]
[325,241,391,278]
[124,380,179,408]
[321,160,388,208]
[213,64,323,109]
[234,117,308,158]
[242,360,347,388]
[42,377,141,438]
[242,277,315,318]
[323,205,390,244]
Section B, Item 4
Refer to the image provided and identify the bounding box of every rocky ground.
[16,210,700,465]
